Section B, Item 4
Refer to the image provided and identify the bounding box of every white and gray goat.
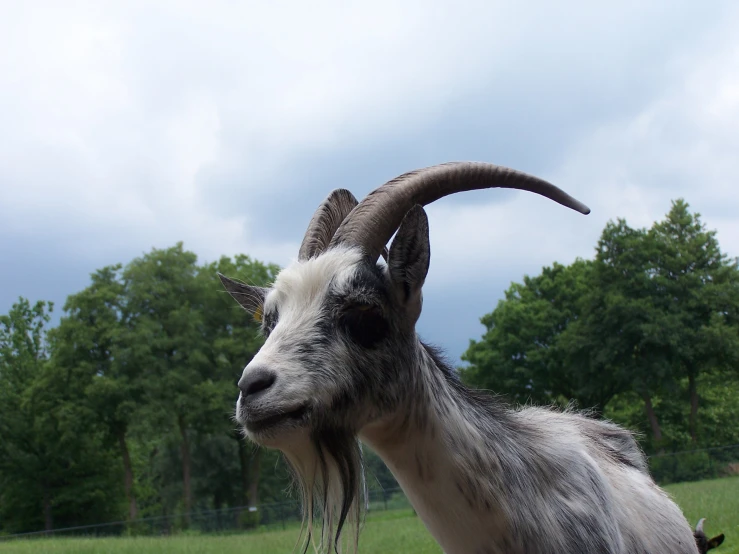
[219,162,699,553]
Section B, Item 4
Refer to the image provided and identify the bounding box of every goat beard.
[283,423,367,554]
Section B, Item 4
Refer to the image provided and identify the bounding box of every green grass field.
[1,477,736,554]
[665,476,737,553]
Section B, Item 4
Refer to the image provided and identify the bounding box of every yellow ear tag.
[253,305,263,323]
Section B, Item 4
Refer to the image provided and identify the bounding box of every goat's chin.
[235,395,312,447]
[245,423,310,449]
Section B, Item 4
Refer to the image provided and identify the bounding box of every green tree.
[462,200,739,455]
[0,246,313,533]
[119,243,214,524]
[0,298,120,532]
[116,245,280,524]
[649,199,739,442]
[0,299,55,530]
[564,219,675,444]
[53,264,145,521]
[461,259,596,407]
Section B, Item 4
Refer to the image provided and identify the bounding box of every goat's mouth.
[244,404,310,434]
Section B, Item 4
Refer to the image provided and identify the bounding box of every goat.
[694,518,725,553]
[219,162,698,553]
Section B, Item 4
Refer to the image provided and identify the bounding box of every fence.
[3,443,739,542]
[0,486,412,541]
[648,442,739,485]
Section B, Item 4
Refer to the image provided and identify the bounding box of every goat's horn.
[299,188,389,262]
[696,518,706,533]
[298,189,360,261]
[328,162,590,262]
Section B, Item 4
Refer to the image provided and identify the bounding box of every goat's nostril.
[239,369,276,398]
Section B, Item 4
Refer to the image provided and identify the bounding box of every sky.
[2,1,738,364]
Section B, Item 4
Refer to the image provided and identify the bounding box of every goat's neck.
[359,345,519,554]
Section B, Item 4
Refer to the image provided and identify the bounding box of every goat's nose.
[238,368,277,399]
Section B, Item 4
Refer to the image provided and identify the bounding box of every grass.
[0,509,442,554]
[665,476,738,553]
[1,477,737,554]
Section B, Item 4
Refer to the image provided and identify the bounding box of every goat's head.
[219,162,589,549]
[694,518,725,553]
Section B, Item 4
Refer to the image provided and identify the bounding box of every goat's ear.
[707,534,725,549]
[218,273,268,322]
[387,205,430,323]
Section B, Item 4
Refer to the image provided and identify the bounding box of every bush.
[238,508,260,530]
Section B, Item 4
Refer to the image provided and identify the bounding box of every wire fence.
[0,486,412,541]
[648,442,739,485]
[2,443,739,542]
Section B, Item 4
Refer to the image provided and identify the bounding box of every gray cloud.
[1,1,738,364]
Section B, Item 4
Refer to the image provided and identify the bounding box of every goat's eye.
[339,304,388,348]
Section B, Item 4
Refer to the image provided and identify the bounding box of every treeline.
[0,245,300,534]
[462,199,739,459]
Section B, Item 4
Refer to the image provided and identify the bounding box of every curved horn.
[298,189,389,262]
[328,162,590,262]
[298,189,360,261]
[696,518,706,534]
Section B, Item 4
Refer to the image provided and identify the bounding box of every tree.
[116,245,280,524]
[0,245,326,533]
[0,299,55,530]
[649,199,739,442]
[461,259,597,407]
[565,219,675,444]
[0,298,120,533]
[53,264,144,521]
[462,200,739,454]
[118,243,213,524]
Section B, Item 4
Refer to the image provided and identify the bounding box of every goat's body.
[362,345,697,554]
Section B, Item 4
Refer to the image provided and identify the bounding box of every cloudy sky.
[2,1,738,364]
